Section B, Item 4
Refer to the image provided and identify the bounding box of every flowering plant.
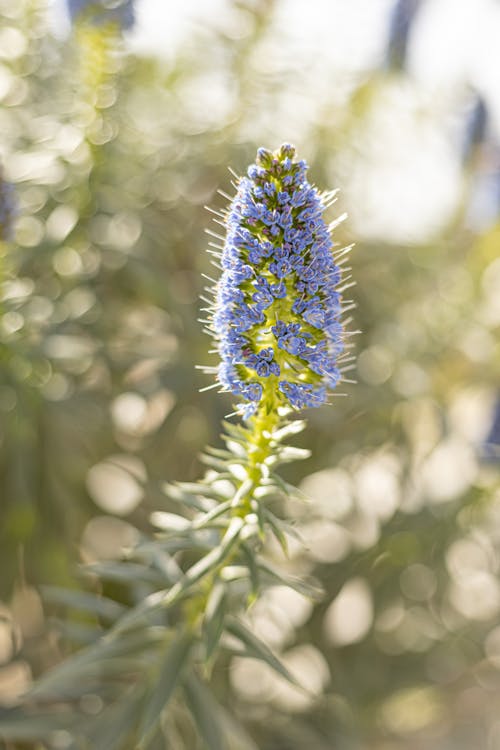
[0,145,353,749]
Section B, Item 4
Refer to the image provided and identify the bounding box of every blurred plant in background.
[0,0,499,748]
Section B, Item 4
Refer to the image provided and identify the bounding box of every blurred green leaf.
[0,707,80,740]
[41,585,127,622]
[203,581,227,661]
[225,618,302,689]
[137,630,194,749]
[183,674,227,750]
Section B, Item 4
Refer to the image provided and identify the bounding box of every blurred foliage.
[0,0,500,748]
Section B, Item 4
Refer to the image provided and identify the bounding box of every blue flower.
[385,0,422,71]
[66,0,135,29]
[208,144,350,416]
[462,94,489,165]
[0,166,16,243]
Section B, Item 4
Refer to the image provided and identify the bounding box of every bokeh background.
[1,0,500,748]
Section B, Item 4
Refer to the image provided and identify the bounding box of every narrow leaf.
[29,629,164,698]
[225,618,301,688]
[161,482,213,511]
[271,420,306,441]
[49,618,102,646]
[183,674,227,750]
[179,516,244,590]
[263,509,293,556]
[258,559,324,600]
[241,544,259,604]
[82,561,166,586]
[275,446,311,463]
[0,708,80,740]
[193,499,232,529]
[41,586,126,622]
[137,630,193,748]
[203,581,227,661]
[85,685,145,750]
[150,511,191,532]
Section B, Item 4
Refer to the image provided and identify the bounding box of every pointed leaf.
[240,544,259,604]
[41,586,127,622]
[29,629,164,699]
[82,561,166,586]
[193,499,232,529]
[150,512,191,532]
[225,618,301,688]
[49,618,102,646]
[183,674,227,750]
[258,559,324,600]
[271,420,306,442]
[85,685,145,750]
[161,482,213,511]
[262,509,302,556]
[0,708,79,740]
[179,515,244,590]
[137,630,193,748]
[203,582,227,661]
[275,446,311,463]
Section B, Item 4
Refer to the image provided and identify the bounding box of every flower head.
[0,166,16,243]
[207,144,351,416]
[66,0,135,29]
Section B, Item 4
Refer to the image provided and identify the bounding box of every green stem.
[234,380,282,516]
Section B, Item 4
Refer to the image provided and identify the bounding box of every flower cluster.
[0,167,16,243]
[209,144,349,415]
[66,0,135,29]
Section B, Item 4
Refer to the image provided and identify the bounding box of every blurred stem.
[75,22,117,95]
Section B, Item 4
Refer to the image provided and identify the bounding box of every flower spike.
[208,144,350,417]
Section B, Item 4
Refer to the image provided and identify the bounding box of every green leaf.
[137,630,194,748]
[177,515,244,591]
[266,472,300,497]
[41,586,127,622]
[84,685,145,750]
[176,481,232,503]
[258,559,324,600]
[275,446,311,464]
[263,509,303,556]
[193,499,232,529]
[29,629,165,699]
[150,511,191,532]
[225,618,301,688]
[0,707,80,740]
[161,481,213,511]
[241,543,259,604]
[203,581,227,661]
[82,561,166,586]
[106,518,243,638]
[199,453,228,471]
[221,420,250,443]
[49,618,102,645]
[271,420,306,442]
[183,674,227,750]
[107,588,171,636]
[204,446,236,461]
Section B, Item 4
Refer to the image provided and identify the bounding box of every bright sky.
[47,0,500,242]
